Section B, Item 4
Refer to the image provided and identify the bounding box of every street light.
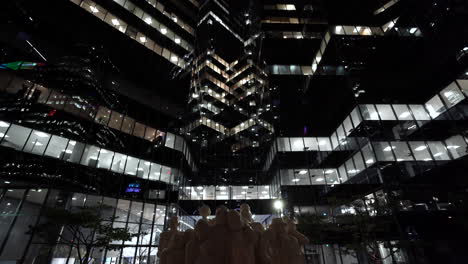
[273,200,283,210]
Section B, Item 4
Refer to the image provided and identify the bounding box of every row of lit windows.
[144,0,195,35]
[266,31,322,40]
[268,65,313,75]
[0,121,182,184]
[0,188,167,263]
[309,18,421,76]
[264,4,296,11]
[70,0,185,67]
[182,115,274,139]
[263,79,468,170]
[111,0,192,51]
[193,59,229,79]
[329,79,468,146]
[374,0,400,15]
[178,185,273,200]
[269,135,468,187]
[0,75,197,170]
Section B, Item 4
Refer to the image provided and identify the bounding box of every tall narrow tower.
[182,0,274,153]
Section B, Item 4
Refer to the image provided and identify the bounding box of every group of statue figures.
[157,204,310,264]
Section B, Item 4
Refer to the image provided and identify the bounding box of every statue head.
[169,216,180,230]
[270,218,287,235]
[227,209,242,232]
[199,205,211,219]
[240,203,251,212]
[283,216,297,232]
[195,218,210,241]
[215,205,229,225]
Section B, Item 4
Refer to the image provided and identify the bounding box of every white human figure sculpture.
[185,220,210,264]
[199,206,230,264]
[227,209,257,264]
[158,216,180,258]
[240,203,254,225]
[160,230,192,264]
[199,205,211,221]
[262,218,305,264]
[283,216,310,247]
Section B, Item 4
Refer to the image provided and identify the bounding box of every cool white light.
[365,159,374,164]
[0,121,9,127]
[242,186,249,189]
[34,131,49,138]
[89,6,99,13]
[197,186,203,190]
[171,56,178,62]
[325,169,334,174]
[292,178,300,182]
[414,146,427,151]
[139,36,147,43]
[273,200,283,210]
[144,17,152,25]
[399,112,411,118]
[175,38,181,44]
[111,19,120,26]
[383,146,395,151]
[433,152,443,157]
[315,178,324,182]
[161,28,167,34]
[447,145,460,149]
[219,186,227,190]
[409,27,417,34]
[298,170,307,175]
[65,149,73,154]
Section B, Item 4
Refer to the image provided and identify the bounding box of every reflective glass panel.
[97,149,114,170]
[44,135,69,159]
[111,153,128,173]
[23,130,51,155]
[427,141,450,160]
[1,124,31,150]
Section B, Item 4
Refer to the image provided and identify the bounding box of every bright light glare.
[273,200,283,210]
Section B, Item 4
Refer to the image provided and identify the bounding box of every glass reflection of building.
[1,0,468,263]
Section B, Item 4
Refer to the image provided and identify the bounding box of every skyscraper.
[0,0,467,263]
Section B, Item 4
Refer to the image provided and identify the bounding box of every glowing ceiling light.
[175,38,181,44]
[365,159,374,164]
[292,178,300,182]
[170,56,178,62]
[161,28,167,34]
[409,27,417,34]
[0,121,9,127]
[383,146,395,151]
[399,112,410,118]
[139,36,147,43]
[111,19,120,26]
[89,6,99,13]
[144,17,152,24]
[34,131,49,138]
[414,146,427,151]
[315,178,324,182]
[324,169,334,174]
[298,170,307,175]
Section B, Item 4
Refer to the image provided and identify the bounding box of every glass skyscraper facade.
[1,0,468,263]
